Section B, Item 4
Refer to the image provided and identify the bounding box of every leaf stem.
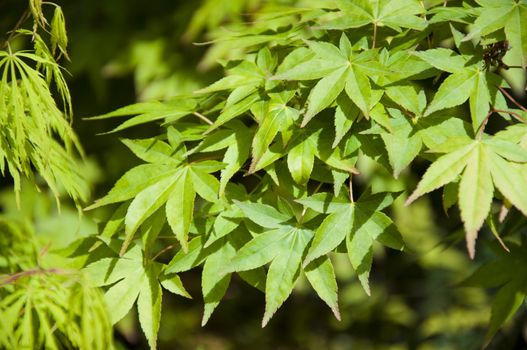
[372,23,377,49]
[492,108,527,123]
[349,174,354,203]
[0,268,72,286]
[477,109,494,139]
[193,111,214,125]
[498,86,527,112]
[152,244,177,261]
[477,107,527,139]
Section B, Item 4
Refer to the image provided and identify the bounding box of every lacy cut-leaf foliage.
[0,1,87,206]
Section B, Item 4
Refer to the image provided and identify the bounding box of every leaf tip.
[201,312,211,327]
[261,313,271,328]
[466,231,477,260]
[300,114,312,128]
[332,305,341,321]
[404,193,417,207]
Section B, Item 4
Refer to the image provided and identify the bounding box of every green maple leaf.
[86,136,223,254]
[165,221,267,325]
[225,200,340,326]
[273,34,388,124]
[364,108,423,178]
[406,136,527,258]
[250,91,300,172]
[301,191,404,295]
[466,0,527,68]
[412,46,508,132]
[318,0,427,32]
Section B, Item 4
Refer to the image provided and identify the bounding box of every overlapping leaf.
[317,0,427,32]
[273,34,388,123]
[84,244,190,350]
[406,137,527,257]
[223,200,343,325]
[302,191,403,294]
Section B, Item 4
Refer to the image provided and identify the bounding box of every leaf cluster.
[0,1,87,206]
[1,0,527,349]
[80,1,527,347]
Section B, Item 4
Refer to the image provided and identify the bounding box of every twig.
[349,174,354,203]
[152,244,177,261]
[477,109,494,139]
[193,111,214,125]
[493,108,527,123]
[372,22,377,49]
[498,86,527,112]
[0,268,69,286]
[477,107,527,138]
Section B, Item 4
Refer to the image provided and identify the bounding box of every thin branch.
[477,107,527,138]
[152,244,177,261]
[0,268,70,286]
[193,111,214,125]
[477,109,494,139]
[349,174,354,203]
[372,22,377,49]
[493,108,527,123]
[498,86,527,112]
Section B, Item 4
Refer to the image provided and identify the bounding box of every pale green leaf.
[469,71,491,132]
[229,227,291,272]
[84,253,141,287]
[333,96,359,147]
[385,83,423,117]
[273,59,343,81]
[412,48,467,73]
[262,228,312,326]
[165,236,208,274]
[287,138,316,185]
[160,274,191,299]
[189,167,219,203]
[346,223,373,295]
[234,200,291,228]
[381,108,422,178]
[425,69,478,116]
[205,211,242,247]
[166,169,195,252]
[220,128,252,195]
[201,238,235,325]
[345,66,371,117]
[251,106,286,167]
[121,138,181,165]
[486,280,526,341]
[296,192,349,214]
[305,256,340,320]
[123,172,180,255]
[86,165,176,210]
[488,151,527,216]
[304,205,353,266]
[458,144,493,258]
[104,272,143,324]
[137,267,162,350]
[302,67,348,126]
[406,143,476,205]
